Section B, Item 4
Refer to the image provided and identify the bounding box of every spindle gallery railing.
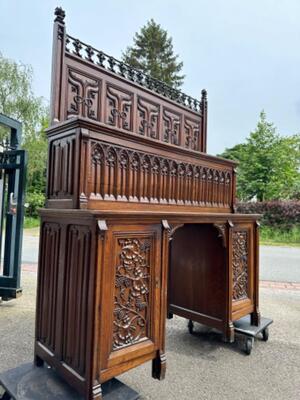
[47,133,235,211]
[65,34,202,113]
[50,7,208,153]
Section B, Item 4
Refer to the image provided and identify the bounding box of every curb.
[260,280,300,290]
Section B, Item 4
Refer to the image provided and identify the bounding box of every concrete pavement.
[0,271,300,400]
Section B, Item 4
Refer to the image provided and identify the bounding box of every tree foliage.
[122,19,185,88]
[220,111,300,201]
[0,53,48,214]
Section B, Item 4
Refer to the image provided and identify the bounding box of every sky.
[1,0,300,155]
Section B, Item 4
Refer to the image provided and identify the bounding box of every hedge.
[237,201,300,230]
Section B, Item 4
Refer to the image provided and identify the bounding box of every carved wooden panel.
[184,116,201,151]
[36,223,61,352]
[163,108,181,145]
[52,18,208,153]
[113,237,152,350]
[62,225,92,376]
[67,69,101,120]
[232,230,249,301]
[137,97,159,139]
[48,136,76,198]
[86,140,233,208]
[106,84,133,131]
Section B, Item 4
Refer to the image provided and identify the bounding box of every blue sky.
[1,0,299,154]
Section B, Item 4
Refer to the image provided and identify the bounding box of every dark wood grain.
[34,8,261,399]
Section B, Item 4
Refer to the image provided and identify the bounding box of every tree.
[219,111,300,201]
[122,19,185,89]
[0,52,49,215]
[0,53,46,137]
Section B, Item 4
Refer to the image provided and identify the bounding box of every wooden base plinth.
[0,363,140,400]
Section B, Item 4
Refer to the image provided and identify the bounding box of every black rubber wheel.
[262,327,269,341]
[245,337,253,355]
[188,319,194,334]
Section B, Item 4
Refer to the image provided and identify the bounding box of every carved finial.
[54,7,66,23]
[201,89,207,99]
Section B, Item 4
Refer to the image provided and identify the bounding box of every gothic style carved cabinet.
[34,9,260,399]
[35,211,168,398]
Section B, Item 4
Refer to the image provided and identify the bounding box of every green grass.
[260,226,300,247]
[24,217,40,229]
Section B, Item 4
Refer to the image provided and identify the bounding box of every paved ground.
[21,230,300,282]
[0,271,300,400]
[260,245,300,283]
[21,228,39,264]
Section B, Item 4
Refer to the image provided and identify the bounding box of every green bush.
[237,201,300,245]
[24,217,40,229]
[237,201,300,230]
[25,191,45,218]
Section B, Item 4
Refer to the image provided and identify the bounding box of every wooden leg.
[34,354,44,367]
[222,321,234,343]
[92,382,102,399]
[152,351,166,380]
[251,309,261,326]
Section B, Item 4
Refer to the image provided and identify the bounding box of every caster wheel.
[188,320,194,334]
[245,337,254,355]
[262,327,269,341]
[167,312,174,320]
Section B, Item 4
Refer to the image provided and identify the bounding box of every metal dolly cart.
[188,314,273,355]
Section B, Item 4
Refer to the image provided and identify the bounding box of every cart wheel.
[245,337,254,355]
[262,327,269,341]
[188,320,194,334]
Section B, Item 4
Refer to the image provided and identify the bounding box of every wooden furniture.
[34,8,261,399]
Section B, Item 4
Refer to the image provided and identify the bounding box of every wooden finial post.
[50,8,66,124]
[201,89,207,152]
[54,7,66,23]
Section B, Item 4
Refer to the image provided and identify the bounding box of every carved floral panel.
[232,230,249,301]
[137,96,159,139]
[113,237,152,350]
[67,69,100,120]
[106,84,133,130]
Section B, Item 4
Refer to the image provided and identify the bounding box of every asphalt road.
[260,245,300,283]
[20,230,300,283]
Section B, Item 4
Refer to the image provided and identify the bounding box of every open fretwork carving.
[184,117,201,151]
[137,97,159,139]
[106,85,133,130]
[87,140,233,208]
[67,69,100,120]
[163,109,181,145]
[113,238,151,350]
[56,34,207,153]
[232,230,249,300]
